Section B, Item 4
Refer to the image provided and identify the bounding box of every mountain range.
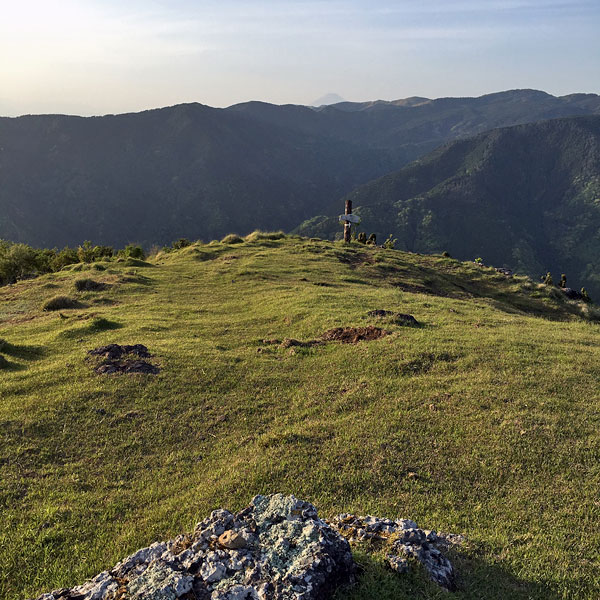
[1,89,599,249]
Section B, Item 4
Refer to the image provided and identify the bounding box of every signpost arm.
[344,200,352,243]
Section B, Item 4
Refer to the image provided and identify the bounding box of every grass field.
[1,234,599,599]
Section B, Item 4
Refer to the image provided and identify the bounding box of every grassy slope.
[1,236,599,599]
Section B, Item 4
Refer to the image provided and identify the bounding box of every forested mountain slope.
[1,90,599,247]
[296,115,600,296]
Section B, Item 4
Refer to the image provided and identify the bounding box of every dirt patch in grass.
[87,344,160,375]
[321,326,391,344]
[280,338,320,348]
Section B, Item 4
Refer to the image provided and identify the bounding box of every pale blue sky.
[1,0,598,116]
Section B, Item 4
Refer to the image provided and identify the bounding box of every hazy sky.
[1,0,598,116]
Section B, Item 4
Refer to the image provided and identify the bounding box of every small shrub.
[42,295,80,311]
[383,234,397,250]
[93,245,114,259]
[474,257,484,265]
[581,287,591,303]
[172,238,191,250]
[442,251,451,258]
[221,234,244,244]
[77,241,95,263]
[119,244,145,260]
[50,247,79,271]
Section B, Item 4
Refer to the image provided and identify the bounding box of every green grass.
[1,236,599,599]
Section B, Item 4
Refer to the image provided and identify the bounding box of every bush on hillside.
[77,241,94,263]
[0,242,40,284]
[172,238,192,250]
[50,247,79,271]
[121,245,145,260]
[42,295,80,311]
[383,234,397,250]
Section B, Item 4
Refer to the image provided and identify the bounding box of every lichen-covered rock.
[32,495,355,600]
[127,562,194,599]
[329,513,460,590]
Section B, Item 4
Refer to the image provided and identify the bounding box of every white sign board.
[339,214,361,224]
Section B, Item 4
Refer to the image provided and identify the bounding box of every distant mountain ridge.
[1,89,599,248]
[295,115,600,297]
[311,93,346,106]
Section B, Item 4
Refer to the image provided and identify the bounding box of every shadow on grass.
[335,549,561,600]
[0,355,27,371]
[119,274,153,286]
[381,263,591,323]
[0,340,46,361]
[58,318,123,339]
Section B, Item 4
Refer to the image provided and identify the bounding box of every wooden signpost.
[339,200,360,242]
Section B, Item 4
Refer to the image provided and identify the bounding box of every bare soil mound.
[321,326,390,344]
[87,344,159,374]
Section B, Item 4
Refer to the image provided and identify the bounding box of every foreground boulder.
[33,494,356,600]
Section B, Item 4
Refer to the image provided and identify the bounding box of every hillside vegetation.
[1,90,599,248]
[1,235,600,599]
[297,115,600,297]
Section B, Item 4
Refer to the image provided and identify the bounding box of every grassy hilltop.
[1,234,600,599]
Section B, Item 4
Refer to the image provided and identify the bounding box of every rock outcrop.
[34,495,356,600]
[330,513,462,590]
[33,496,461,599]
